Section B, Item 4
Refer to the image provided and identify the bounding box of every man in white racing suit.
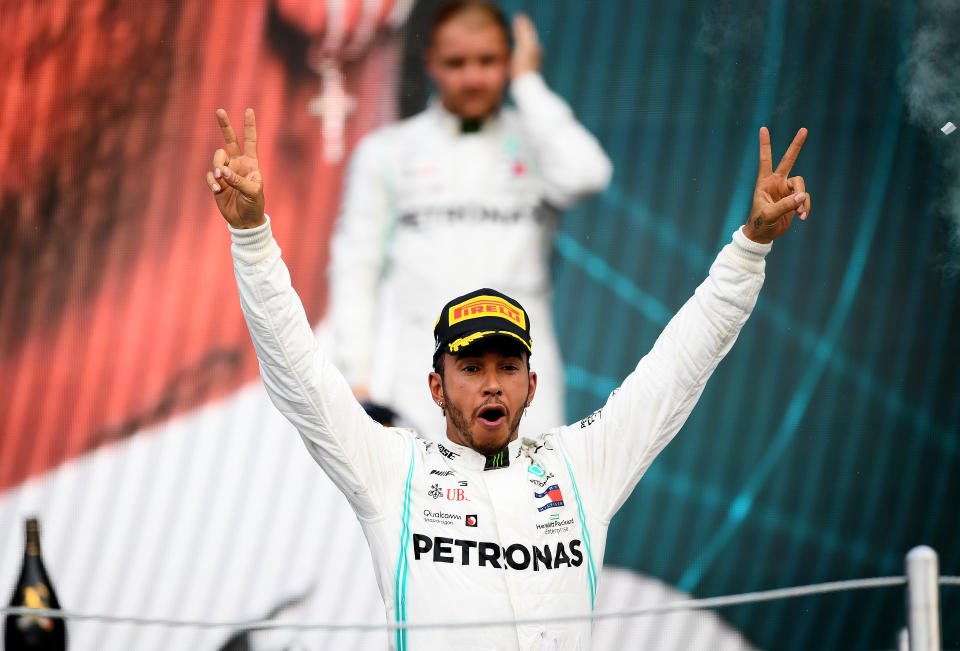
[328,1,612,437]
[206,106,810,649]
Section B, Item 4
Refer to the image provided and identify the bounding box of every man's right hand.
[206,108,266,229]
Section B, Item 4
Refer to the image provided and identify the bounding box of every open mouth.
[477,405,506,427]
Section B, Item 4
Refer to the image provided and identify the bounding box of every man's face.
[429,343,537,455]
[426,16,510,120]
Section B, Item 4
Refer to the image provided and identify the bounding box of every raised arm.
[560,127,810,520]
[205,109,408,519]
[509,14,613,207]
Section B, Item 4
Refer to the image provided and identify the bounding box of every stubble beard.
[443,383,527,456]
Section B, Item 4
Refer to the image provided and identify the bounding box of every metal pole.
[905,545,941,651]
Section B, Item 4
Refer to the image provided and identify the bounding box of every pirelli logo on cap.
[433,288,532,359]
[448,296,526,329]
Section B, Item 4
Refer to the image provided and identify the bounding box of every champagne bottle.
[4,517,67,650]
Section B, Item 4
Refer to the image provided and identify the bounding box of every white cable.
[0,575,919,633]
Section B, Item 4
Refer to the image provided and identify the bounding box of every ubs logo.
[446,488,470,502]
[429,485,470,501]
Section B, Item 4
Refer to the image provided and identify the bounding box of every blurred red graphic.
[0,0,411,491]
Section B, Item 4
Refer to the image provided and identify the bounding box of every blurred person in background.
[328,0,612,436]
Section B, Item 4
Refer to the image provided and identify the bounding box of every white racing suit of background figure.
[329,71,612,437]
[234,218,770,650]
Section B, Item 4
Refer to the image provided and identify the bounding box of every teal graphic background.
[492,0,959,649]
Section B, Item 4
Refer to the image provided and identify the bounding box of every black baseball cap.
[433,288,532,361]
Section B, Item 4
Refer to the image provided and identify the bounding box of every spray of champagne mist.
[904,0,960,271]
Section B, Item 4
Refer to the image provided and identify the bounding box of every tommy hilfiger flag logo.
[534,485,564,512]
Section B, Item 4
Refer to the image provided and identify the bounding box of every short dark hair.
[428,0,509,48]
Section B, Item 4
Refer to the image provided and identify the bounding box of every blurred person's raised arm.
[328,134,394,398]
[509,13,612,207]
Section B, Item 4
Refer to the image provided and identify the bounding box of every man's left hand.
[743,127,811,243]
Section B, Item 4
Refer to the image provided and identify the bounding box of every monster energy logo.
[484,448,510,471]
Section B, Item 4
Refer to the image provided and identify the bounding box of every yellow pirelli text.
[448,296,526,328]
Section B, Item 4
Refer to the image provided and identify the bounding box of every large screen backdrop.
[1,0,958,649]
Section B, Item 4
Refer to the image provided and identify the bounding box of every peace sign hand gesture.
[743,127,811,243]
[206,108,266,230]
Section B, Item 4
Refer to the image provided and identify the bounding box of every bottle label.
[15,583,55,631]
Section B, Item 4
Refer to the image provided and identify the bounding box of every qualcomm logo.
[423,509,462,525]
